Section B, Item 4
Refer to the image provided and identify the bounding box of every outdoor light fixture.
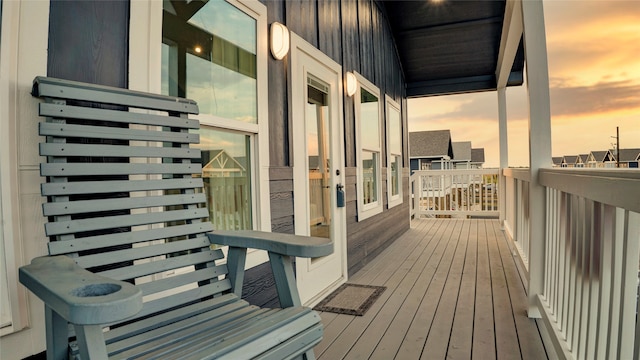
[345,72,358,97]
[270,22,289,60]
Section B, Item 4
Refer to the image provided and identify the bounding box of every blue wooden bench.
[19,76,332,359]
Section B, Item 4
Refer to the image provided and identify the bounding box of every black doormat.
[313,283,386,316]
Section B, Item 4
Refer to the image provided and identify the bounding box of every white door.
[291,34,347,306]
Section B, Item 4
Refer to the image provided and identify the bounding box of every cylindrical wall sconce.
[345,72,358,97]
[270,22,290,60]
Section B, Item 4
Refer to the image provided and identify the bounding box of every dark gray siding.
[48,0,129,87]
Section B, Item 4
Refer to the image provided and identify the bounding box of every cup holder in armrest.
[71,283,122,297]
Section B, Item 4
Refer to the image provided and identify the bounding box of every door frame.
[290,32,348,306]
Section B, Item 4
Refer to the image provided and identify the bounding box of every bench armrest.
[19,255,143,325]
[208,230,333,258]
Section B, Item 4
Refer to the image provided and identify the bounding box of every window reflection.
[362,151,378,204]
[195,128,252,230]
[161,0,257,123]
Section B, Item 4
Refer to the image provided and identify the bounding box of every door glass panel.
[307,76,330,239]
[195,127,252,230]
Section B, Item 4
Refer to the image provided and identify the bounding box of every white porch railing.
[410,169,500,218]
[505,168,640,359]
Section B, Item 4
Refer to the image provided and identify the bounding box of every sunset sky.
[408,0,640,168]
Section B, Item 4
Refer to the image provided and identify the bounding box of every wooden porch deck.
[314,218,549,360]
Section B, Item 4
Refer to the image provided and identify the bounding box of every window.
[355,73,382,220]
[161,0,269,233]
[386,96,402,208]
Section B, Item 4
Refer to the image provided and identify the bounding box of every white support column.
[498,88,508,227]
[521,0,553,318]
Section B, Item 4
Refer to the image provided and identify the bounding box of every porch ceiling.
[380,0,525,97]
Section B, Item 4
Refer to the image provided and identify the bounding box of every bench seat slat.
[98,250,221,281]
[48,222,214,255]
[137,265,228,297]
[104,294,239,343]
[39,103,199,129]
[39,122,199,144]
[107,302,264,358]
[42,178,204,196]
[124,309,281,360]
[40,143,201,159]
[40,163,202,177]
[45,208,209,236]
[73,236,211,269]
[253,323,324,360]
[43,193,207,216]
[133,280,232,321]
[159,307,318,360]
[33,76,199,114]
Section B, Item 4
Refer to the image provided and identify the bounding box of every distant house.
[552,157,563,167]
[575,154,588,168]
[409,130,454,172]
[612,148,640,168]
[587,150,616,168]
[561,155,578,168]
[451,141,472,169]
[470,148,486,169]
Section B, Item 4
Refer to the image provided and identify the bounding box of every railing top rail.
[539,168,640,213]
[503,168,531,182]
[411,168,500,176]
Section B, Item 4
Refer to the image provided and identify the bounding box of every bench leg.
[74,324,108,359]
[268,252,301,307]
[45,306,68,360]
[303,350,316,360]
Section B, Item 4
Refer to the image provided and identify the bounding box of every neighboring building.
[470,148,486,168]
[561,155,578,168]
[409,130,454,171]
[552,156,563,167]
[575,154,588,168]
[587,150,617,168]
[451,141,472,169]
[613,148,640,168]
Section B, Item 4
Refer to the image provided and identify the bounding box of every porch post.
[521,0,552,318]
[497,88,508,227]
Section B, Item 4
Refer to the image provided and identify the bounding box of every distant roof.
[589,151,610,162]
[409,130,453,158]
[577,154,589,164]
[552,157,562,165]
[562,155,578,164]
[452,141,472,162]
[614,148,640,162]
[471,148,485,163]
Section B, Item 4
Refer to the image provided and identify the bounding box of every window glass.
[360,89,379,150]
[362,151,378,204]
[389,105,401,154]
[196,128,252,230]
[162,0,257,123]
[391,155,400,196]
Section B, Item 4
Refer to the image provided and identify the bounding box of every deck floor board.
[316,219,548,360]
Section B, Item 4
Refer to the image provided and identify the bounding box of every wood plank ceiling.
[380,0,525,97]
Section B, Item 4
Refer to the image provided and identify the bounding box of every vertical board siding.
[48,0,129,87]
[357,0,375,82]
[318,1,343,64]
[266,1,289,167]
[286,0,318,48]
[340,0,361,168]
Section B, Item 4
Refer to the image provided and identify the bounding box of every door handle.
[336,183,345,208]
